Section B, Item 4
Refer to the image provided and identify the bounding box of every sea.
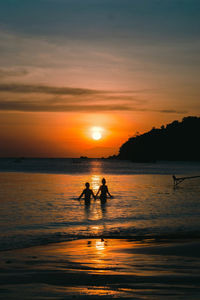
[0,158,200,252]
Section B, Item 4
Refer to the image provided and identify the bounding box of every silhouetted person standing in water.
[96,178,112,204]
[78,182,95,205]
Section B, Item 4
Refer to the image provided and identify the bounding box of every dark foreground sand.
[0,238,200,300]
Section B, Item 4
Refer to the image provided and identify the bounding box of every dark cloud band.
[0,83,186,114]
[0,83,104,95]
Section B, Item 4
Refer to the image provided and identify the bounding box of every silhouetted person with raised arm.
[96,178,112,204]
[78,182,95,205]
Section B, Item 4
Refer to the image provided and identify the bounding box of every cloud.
[0,83,187,114]
[0,83,104,96]
[158,109,188,114]
[0,83,151,98]
[0,98,187,114]
[0,69,29,79]
[0,102,133,112]
[0,83,136,110]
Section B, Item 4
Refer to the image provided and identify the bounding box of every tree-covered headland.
[117,116,200,162]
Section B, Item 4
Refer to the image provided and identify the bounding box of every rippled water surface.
[0,159,200,250]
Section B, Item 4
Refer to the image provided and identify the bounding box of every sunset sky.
[0,0,200,157]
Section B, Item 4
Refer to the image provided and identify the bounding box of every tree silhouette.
[117,116,200,162]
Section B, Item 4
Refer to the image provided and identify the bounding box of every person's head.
[85,182,90,188]
[102,178,106,184]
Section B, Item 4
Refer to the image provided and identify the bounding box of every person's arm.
[95,187,100,197]
[107,187,113,198]
[91,190,96,200]
[78,191,84,200]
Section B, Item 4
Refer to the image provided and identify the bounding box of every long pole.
[173,175,200,186]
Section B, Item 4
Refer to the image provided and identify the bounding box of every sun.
[91,127,103,140]
[92,131,102,140]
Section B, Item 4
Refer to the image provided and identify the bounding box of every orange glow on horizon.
[0,110,183,158]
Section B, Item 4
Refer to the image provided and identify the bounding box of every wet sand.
[1,238,200,299]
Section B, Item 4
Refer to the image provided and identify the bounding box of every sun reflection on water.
[90,174,101,193]
[49,238,151,277]
[63,286,127,298]
[90,225,103,235]
[95,239,106,252]
[89,160,103,175]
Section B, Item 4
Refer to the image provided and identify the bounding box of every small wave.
[1,228,200,252]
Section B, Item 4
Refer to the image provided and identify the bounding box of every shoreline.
[1,233,200,253]
[1,238,200,299]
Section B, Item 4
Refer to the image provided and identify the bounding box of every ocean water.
[0,158,200,251]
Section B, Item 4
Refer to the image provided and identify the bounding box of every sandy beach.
[1,238,200,299]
